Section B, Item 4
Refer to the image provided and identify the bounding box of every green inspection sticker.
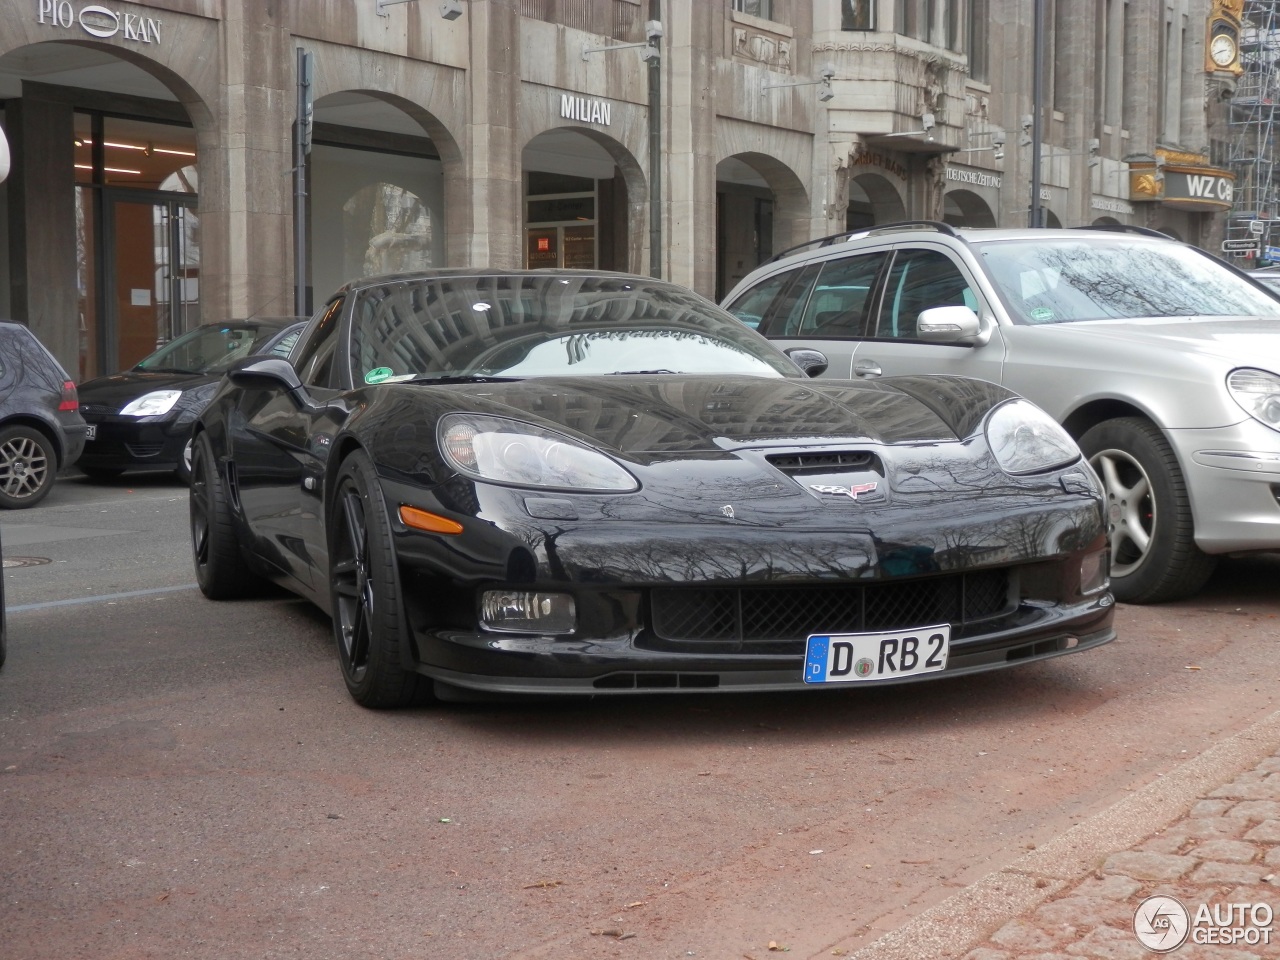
[365,366,394,384]
[1029,306,1055,323]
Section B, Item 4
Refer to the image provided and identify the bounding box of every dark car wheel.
[0,425,57,509]
[329,450,434,709]
[189,432,258,599]
[1079,417,1217,604]
[80,465,126,482]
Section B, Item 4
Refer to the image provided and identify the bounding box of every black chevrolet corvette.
[190,269,1115,707]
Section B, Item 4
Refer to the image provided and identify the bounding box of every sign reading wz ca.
[37,1,162,45]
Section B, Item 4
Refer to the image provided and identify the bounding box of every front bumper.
[79,416,190,472]
[1170,419,1280,553]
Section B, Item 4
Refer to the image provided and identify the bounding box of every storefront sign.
[946,167,1002,189]
[1091,196,1134,215]
[36,2,161,45]
[1129,164,1234,210]
[560,94,611,127]
[851,148,908,182]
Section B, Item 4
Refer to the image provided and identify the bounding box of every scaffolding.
[1229,1,1280,262]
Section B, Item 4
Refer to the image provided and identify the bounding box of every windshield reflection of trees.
[985,242,1280,323]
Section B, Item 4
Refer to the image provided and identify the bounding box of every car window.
[790,252,889,337]
[293,298,345,389]
[723,270,792,330]
[979,239,1280,323]
[761,263,821,336]
[267,329,302,359]
[874,250,975,340]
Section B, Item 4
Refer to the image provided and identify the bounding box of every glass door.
[103,192,200,372]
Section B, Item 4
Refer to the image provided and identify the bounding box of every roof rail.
[765,220,961,264]
[1071,223,1175,240]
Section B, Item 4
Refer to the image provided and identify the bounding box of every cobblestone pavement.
[850,711,1280,960]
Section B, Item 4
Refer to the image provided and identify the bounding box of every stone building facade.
[0,0,1232,381]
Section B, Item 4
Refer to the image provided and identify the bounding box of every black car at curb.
[190,269,1116,708]
[77,318,303,482]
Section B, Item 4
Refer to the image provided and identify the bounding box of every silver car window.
[875,250,976,340]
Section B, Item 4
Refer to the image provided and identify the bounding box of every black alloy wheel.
[0,425,57,509]
[329,450,433,708]
[189,432,257,599]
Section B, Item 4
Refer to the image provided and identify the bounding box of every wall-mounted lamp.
[879,112,936,141]
[583,20,663,62]
[376,0,462,19]
[1087,138,1100,168]
[762,63,837,102]
[1019,113,1034,147]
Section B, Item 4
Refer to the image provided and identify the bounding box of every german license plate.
[84,424,96,440]
[804,624,950,684]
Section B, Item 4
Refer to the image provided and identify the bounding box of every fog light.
[480,590,576,634]
[1080,549,1109,595]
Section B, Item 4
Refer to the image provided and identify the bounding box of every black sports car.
[77,318,304,482]
[190,270,1115,707]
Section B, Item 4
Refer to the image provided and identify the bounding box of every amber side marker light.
[399,505,464,534]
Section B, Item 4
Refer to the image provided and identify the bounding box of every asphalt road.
[1,471,1278,959]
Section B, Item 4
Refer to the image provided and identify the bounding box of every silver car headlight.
[985,399,1081,475]
[119,389,183,417]
[1227,368,1280,431]
[440,414,639,492]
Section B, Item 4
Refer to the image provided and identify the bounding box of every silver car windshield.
[979,239,1280,324]
[349,274,799,382]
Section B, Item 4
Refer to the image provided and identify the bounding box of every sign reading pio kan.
[37,1,162,45]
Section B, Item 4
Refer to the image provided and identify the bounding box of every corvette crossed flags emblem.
[810,482,879,500]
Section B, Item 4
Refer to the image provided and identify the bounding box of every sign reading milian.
[36,1,161,45]
[561,94,612,127]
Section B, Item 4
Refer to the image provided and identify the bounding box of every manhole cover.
[3,556,51,568]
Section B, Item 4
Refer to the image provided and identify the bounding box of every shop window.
[74,113,197,189]
[734,0,774,21]
[842,0,875,30]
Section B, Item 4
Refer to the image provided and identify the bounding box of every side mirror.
[227,356,305,392]
[784,348,829,378]
[917,305,983,344]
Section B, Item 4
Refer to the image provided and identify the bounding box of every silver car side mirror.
[917,305,983,345]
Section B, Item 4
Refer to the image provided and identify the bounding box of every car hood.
[386,374,1010,455]
[1039,315,1280,370]
[78,370,217,411]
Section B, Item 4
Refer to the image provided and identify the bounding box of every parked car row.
[0,318,303,508]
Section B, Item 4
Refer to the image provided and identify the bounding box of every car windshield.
[135,322,287,374]
[978,239,1280,324]
[349,274,800,382]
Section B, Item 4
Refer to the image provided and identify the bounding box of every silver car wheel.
[183,439,193,474]
[1089,446,1155,578]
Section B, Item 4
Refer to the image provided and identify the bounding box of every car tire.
[329,450,434,709]
[80,465,126,482]
[0,425,57,509]
[1078,417,1217,604]
[189,432,258,599]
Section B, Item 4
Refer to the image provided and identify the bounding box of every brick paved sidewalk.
[850,711,1280,960]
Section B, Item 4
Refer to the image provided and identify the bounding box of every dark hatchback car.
[77,318,304,482]
[0,321,88,509]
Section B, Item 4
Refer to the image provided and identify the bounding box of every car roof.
[333,267,674,295]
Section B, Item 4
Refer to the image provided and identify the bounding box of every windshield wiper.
[406,374,522,384]
[607,369,679,375]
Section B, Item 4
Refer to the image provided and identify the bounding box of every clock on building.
[1210,32,1238,68]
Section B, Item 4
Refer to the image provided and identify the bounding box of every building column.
[666,1,717,294]
[6,90,78,374]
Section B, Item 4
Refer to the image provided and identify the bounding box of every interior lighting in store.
[74,163,143,175]
[74,138,196,158]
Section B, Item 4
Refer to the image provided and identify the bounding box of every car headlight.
[119,390,183,417]
[985,399,1080,475]
[439,414,639,492]
[1227,368,1280,431]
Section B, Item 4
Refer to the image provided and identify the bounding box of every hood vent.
[766,450,877,475]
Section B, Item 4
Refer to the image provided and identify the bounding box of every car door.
[754,253,889,377]
[233,298,346,594]
[846,245,1007,386]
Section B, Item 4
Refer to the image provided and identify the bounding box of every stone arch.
[521,126,648,274]
[847,173,907,229]
[1044,209,1063,228]
[1092,215,1121,226]
[943,189,997,227]
[715,151,810,298]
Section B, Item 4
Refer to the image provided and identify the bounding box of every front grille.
[650,569,1011,643]
[767,450,877,475]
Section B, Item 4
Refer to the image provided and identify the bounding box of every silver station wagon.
[723,222,1280,604]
